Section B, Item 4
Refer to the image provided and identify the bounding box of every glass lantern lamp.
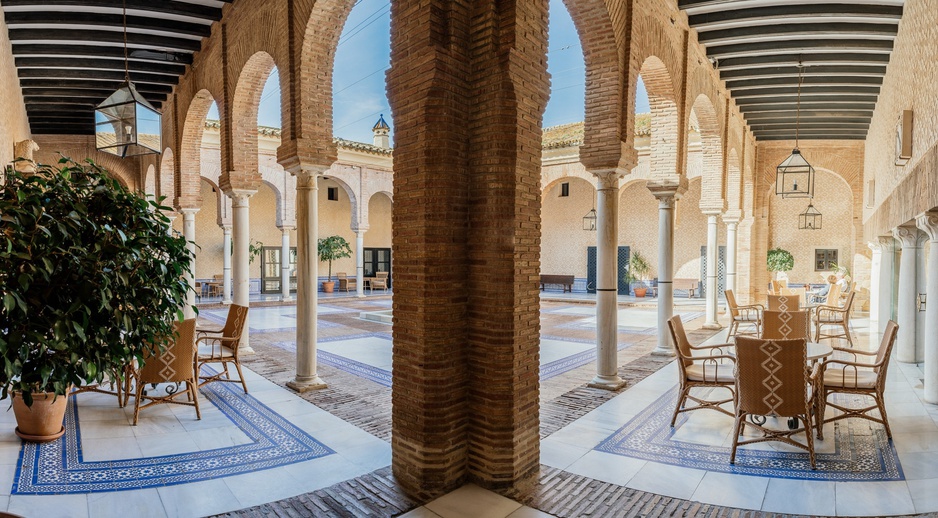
[776,149,815,199]
[798,202,822,230]
[95,81,161,158]
[582,208,597,231]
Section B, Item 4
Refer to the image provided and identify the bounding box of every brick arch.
[639,56,680,181]
[226,51,278,193]
[542,171,597,194]
[562,0,628,172]
[690,93,723,211]
[159,147,176,209]
[295,0,358,167]
[178,90,217,209]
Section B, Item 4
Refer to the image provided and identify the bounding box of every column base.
[222,299,233,305]
[287,376,327,393]
[282,296,293,302]
[651,346,676,356]
[702,322,723,330]
[238,346,255,356]
[588,375,627,391]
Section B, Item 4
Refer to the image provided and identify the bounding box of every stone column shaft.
[703,213,722,329]
[916,213,938,403]
[895,225,923,363]
[652,192,676,355]
[281,228,293,302]
[877,236,896,334]
[181,208,198,319]
[287,170,326,392]
[725,219,739,294]
[355,231,366,297]
[868,241,882,327]
[590,176,626,390]
[232,193,254,353]
[222,226,233,304]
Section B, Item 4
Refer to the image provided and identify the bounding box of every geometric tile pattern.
[12,370,335,494]
[596,386,904,481]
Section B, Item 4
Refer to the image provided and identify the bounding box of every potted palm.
[317,235,352,293]
[625,251,652,297]
[0,159,193,442]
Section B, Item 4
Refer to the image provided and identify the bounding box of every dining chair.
[762,310,811,341]
[196,303,250,393]
[724,289,762,337]
[666,315,736,427]
[815,291,856,347]
[336,272,356,292]
[816,320,898,440]
[731,336,818,469]
[780,286,807,308]
[370,271,389,291]
[131,319,201,425]
[767,294,800,311]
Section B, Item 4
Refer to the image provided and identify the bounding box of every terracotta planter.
[12,391,67,442]
[634,287,648,298]
[322,281,336,293]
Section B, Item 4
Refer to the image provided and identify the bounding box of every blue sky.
[211,0,649,144]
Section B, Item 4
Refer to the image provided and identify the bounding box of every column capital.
[220,224,232,232]
[294,170,322,190]
[278,226,297,233]
[916,212,938,242]
[351,226,370,234]
[894,224,924,248]
[702,209,723,217]
[722,214,741,226]
[179,207,200,216]
[647,175,687,199]
[877,235,896,252]
[229,189,256,208]
[589,169,623,189]
[868,240,882,253]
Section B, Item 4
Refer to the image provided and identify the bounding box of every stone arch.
[322,172,359,230]
[159,148,176,209]
[260,178,286,229]
[690,94,724,211]
[144,164,156,196]
[638,56,680,180]
[227,51,279,192]
[200,176,230,227]
[178,90,217,209]
[542,173,597,195]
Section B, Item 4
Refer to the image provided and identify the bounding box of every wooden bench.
[540,274,574,293]
[672,278,699,298]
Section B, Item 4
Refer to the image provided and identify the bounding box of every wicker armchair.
[196,303,250,393]
[731,336,819,469]
[131,319,201,425]
[336,272,357,292]
[724,290,762,337]
[767,294,800,311]
[666,315,736,427]
[370,271,389,291]
[817,320,898,440]
[815,291,856,347]
[762,310,811,341]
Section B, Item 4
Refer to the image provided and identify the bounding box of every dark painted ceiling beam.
[749,121,871,129]
[720,65,887,80]
[759,135,866,140]
[734,94,880,106]
[688,4,903,27]
[12,44,193,65]
[7,29,202,52]
[741,103,876,113]
[730,85,881,98]
[24,88,168,100]
[746,118,872,126]
[714,52,892,71]
[15,57,186,76]
[1,0,223,21]
[18,68,179,85]
[744,113,874,122]
[726,75,885,90]
[4,12,211,38]
[20,78,172,94]
[698,23,898,45]
[706,39,894,59]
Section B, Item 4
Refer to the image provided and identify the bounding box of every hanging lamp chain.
[795,60,802,149]
[123,0,129,82]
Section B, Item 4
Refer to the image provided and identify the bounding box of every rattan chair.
[815,291,856,347]
[666,315,736,427]
[762,310,811,341]
[196,303,250,393]
[817,320,898,440]
[131,319,201,425]
[731,336,819,469]
[370,271,389,291]
[336,272,357,292]
[724,290,762,337]
[767,294,801,311]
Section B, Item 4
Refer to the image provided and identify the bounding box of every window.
[815,249,838,271]
[327,187,339,201]
[560,182,569,197]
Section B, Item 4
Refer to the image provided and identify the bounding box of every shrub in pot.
[0,159,193,441]
[767,247,794,280]
[624,250,652,297]
[317,235,352,293]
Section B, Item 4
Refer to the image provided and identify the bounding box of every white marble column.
[281,227,293,302]
[917,212,938,403]
[355,230,366,298]
[651,191,676,356]
[181,208,199,319]
[877,235,896,335]
[232,191,254,353]
[724,218,739,294]
[590,175,625,390]
[287,169,326,392]
[703,213,722,329]
[222,225,233,304]
[894,225,923,363]
[868,241,882,328]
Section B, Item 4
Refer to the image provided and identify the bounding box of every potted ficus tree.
[317,235,352,293]
[767,247,795,281]
[625,250,652,297]
[0,158,193,442]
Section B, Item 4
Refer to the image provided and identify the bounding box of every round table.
[807,341,833,362]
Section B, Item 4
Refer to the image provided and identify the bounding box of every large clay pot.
[634,287,648,298]
[12,391,67,443]
[322,281,336,293]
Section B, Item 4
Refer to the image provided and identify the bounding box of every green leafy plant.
[0,158,193,406]
[830,262,851,279]
[317,235,352,282]
[624,250,652,286]
[767,247,795,273]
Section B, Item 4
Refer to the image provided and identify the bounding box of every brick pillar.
[388,0,548,500]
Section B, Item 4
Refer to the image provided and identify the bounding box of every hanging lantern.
[582,208,597,231]
[798,202,822,230]
[95,82,162,157]
[95,0,161,158]
[775,62,814,199]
